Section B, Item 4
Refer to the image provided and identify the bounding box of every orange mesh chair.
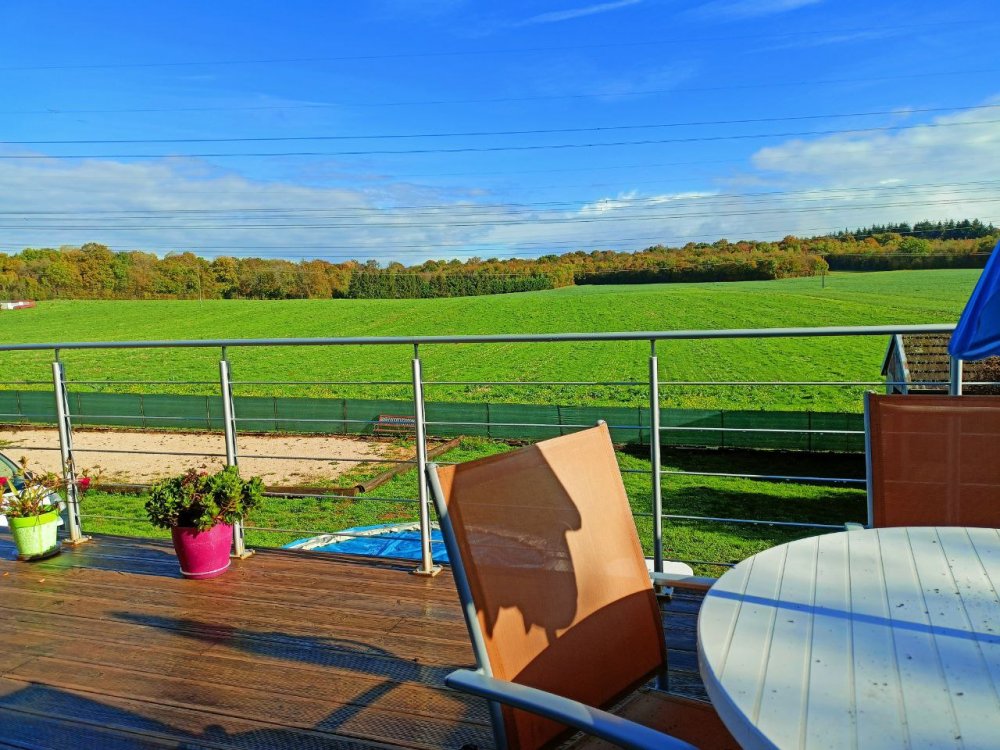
[865,393,1000,528]
[427,423,737,750]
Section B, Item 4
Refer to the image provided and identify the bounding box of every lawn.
[79,437,867,575]
[0,269,975,411]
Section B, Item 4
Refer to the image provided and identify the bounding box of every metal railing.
[0,323,963,574]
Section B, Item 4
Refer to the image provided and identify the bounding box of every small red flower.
[76,477,91,491]
[0,476,7,488]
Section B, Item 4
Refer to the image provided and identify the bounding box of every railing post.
[52,355,89,545]
[649,340,664,574]
[949,356,963,396]
[220,350,252,559]
[412,345,442,577]
[863,393,874,528]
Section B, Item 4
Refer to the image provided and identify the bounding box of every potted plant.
[145,467,263,580]
[0,460,87,560]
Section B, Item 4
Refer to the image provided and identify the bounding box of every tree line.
[1,220,996,301]
[834,219,995,241]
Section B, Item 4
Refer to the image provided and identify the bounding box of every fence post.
[863,393,874,528]
[220,350,252,559]
[52,355,88,545]
[412,345,442,577]
[949,356,963,396]
[649,340,664,574]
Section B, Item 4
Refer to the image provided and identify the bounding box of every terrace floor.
[0,533,707,749]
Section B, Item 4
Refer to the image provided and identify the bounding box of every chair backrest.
[428,424,665,750]
[866,393,1000,528]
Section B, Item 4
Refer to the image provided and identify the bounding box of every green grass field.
[35,270,954,571]
[0,269,976,411]
[79,438,867,575]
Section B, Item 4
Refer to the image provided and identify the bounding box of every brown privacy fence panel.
[0,390,866,452]
[867,394,1000,527]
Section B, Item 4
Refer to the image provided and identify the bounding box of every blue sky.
[2,0,999,262]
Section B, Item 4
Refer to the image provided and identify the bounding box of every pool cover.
[284,523,449,564]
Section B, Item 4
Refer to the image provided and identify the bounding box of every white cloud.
[728,102,1000,234]
[0,156,499,262]
[501,102,1000,248]
[3,101,999,265]
[577,191,718,216]
[513,0,642,27]
[752,104,1000,183]
[588,63,700,101]
[755,27,900,53]
[689,0,822,21]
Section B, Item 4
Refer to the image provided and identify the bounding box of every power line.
[0,180,1000,219]
[7,104,1000,146]
[4,197,999,231]
[3,19,989,72]
[0,146,983,185]
[0,157,784,188]
[5,225,990,255]
[3,222,995,261]
[4,118,998,160]
[5,181,1000,221]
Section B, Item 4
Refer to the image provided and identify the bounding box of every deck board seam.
[0,702,413,750]
[0,594,475,660]
[0,670,464,750]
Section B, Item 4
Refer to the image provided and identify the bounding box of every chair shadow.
[111,611,493,748]
[2,681,447,749]
[446,444,583,643]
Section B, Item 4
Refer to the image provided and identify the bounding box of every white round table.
[697,527,1000,749]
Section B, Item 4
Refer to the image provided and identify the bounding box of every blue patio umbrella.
[948,239,1000,360]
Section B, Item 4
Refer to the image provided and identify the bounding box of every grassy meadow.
[0,269,977,412]
[4,272,929,570]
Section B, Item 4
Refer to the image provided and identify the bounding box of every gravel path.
[0,427,404,485]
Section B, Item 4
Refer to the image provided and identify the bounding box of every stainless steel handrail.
[1,321,965,572]
[0,322,957,352]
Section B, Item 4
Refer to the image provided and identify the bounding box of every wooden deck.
[0,533,706,749]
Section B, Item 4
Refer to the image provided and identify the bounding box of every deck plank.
[0,532,707,748]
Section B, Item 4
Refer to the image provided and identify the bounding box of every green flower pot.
[9,509,61,560]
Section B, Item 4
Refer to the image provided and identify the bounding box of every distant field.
[0,269,977,412]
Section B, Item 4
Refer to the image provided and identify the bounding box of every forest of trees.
[1,220,996,301]
[834,219,996,241]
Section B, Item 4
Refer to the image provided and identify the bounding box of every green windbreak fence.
[0,390,865,452]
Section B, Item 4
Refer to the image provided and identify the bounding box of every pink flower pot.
[170,523,233,579]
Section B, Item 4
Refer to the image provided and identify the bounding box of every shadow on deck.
[0,533,706,749]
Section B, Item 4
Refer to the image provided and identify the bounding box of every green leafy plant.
[145,467,263,531]
[0,458,85,519]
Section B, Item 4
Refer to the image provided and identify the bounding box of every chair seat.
[572,689,740,750]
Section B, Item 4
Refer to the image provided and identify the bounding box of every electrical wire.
[4,221,995,261]
[4,179,999,218]
[4,196,999,231]
[3,118,999,160]
[7,103,1000,146]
